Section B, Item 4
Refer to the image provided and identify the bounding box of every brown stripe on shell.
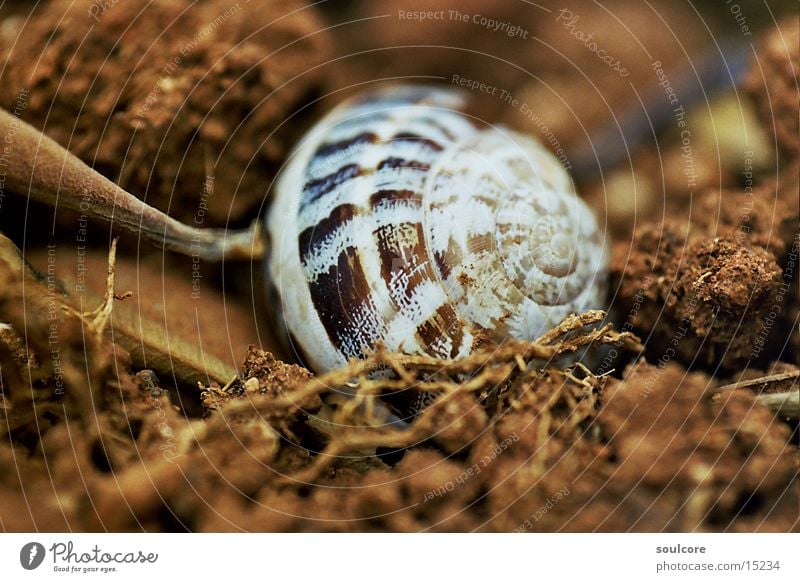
[371,189,430,305]
[308,245,384,361]
[300,163,361,209]
[389,132,444,151]
[313,131,377,160]
[377,157,431,171]
[415,304,466,359]
[431,236,462,282]
[298,202,357,261]
[369,188,421,207]
[375,219,428,302]
[370,189,469,359]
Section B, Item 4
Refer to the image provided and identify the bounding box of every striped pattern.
[267,85,608,373]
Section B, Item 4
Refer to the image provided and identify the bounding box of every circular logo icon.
[19,542,46,570]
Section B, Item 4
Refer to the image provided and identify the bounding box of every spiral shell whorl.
[268,85,607,373]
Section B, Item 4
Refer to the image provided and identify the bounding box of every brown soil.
[746,18,800,158]
[611,183,797,371]
[0,0,331,227]
[611,18,799,373]
[0,2,797,532]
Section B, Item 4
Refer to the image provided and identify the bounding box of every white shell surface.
[267,85,608,373]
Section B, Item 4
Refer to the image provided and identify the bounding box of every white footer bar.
[1,533,797,580]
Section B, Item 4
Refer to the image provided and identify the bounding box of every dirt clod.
[0,0,331,227]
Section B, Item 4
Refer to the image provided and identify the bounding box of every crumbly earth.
[611,89,799,372]
[746,18,800,160]
[610,190,796,372]
[0,1,798,533]
[0,0,331,227]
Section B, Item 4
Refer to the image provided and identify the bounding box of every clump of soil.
[610,20,799,372]
[746,17,800,159]
[588,362,797,531]
[0,0,331,227]
[611,185,797,372]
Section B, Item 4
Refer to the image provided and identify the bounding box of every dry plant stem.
[0,233,237,386]
[716,371,800,418]
[755,391,800,418]
[0,109,264,261]
[65,237,130,335]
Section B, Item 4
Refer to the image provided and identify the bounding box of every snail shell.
[267,85,608,373]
